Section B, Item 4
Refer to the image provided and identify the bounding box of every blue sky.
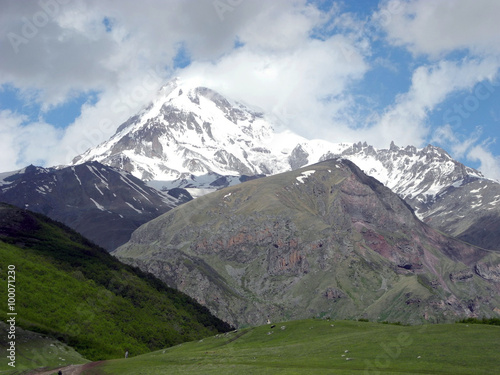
[1,0,500,179]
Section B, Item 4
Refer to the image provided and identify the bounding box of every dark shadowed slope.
[0,161,191,250]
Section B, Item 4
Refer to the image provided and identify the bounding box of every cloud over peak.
[0,0,499,179]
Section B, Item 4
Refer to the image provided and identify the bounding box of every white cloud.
[431,124,481,159]
[368,58,499,149]
[431,125,500,181]
[468,144,500,181]
[0,110,62,170]
[48,66,170,167]
[1,0,500,180]
[377,0,500,58]
[0,0,269,109]
[172,4,371,141]
[236,1,323,52]
[1,0,373,168]
[0,111,24,171]
[179,32,368,137]
[0,0,120,109]
[373,0,500,177]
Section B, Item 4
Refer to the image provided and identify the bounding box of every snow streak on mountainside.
[313,141,485,214]
[296,141,500,250]
[336,142,482,203]
[71,79,487,195]
[73,78,327,187]
[72,78,500,250]
[0,162,190,250]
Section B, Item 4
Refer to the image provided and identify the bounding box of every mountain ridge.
[0,161,191,250]
[114,159,500,327]
[68,78,500,251]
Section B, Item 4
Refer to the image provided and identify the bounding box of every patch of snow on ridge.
[186,187,217,198]
[90,198,105,211]
[125,202,142,214]
[72,167,82,185]
[0,169,24,186]
[296,170,315,184]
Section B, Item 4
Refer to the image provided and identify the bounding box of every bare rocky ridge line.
[0,162,191,250]
[114,159,500,327]
[70,79,500,251]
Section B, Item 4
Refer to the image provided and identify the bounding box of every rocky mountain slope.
[114,159,500,327]
[70,79,500,250]
[0,161,191,250]
[331,142,500,250]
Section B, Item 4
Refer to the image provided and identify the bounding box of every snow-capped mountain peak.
[71,79,500,251]
[337,142,484,200]
[72,78,303,184]
[72,79,489,200]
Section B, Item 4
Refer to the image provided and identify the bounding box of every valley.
[2,1,500,374]
[17,319,500,375]
[1,80,500,374]
[0,203,232,368]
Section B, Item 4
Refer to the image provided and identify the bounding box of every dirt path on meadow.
[27,361,103,375]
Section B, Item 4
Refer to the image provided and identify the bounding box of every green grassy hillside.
[0,203,232,368]
[80,319,500,374]
[0,322,89,373]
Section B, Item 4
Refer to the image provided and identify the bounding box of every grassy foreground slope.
[0,322,89,373]
[0,203,232,366]
[91,319,500,375]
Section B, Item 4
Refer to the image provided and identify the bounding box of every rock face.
[114,159,500,327]
[70,79,500,251]
[332,142,500,251]
[0,162,190,250]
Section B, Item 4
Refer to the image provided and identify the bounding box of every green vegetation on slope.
[0,204,232,364]
[457,317,500,325]
[0,322,89,373]
[89,319,500,375]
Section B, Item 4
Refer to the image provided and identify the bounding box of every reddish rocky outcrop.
[115,159,500,327]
